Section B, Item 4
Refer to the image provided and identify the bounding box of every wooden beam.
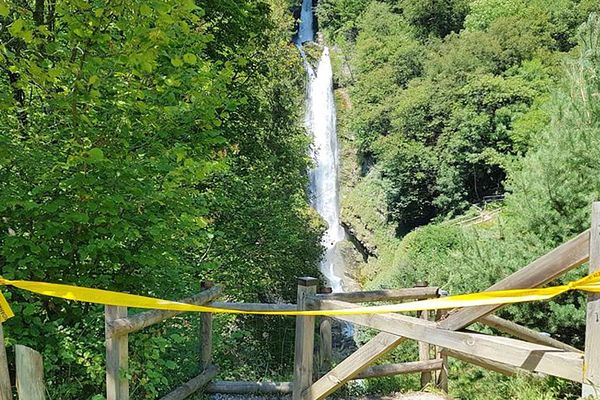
[106,306,129,400]
[159,364,217,400]
[207,301,297,312]
[318,300,584,382]
[0,324,11,400]
[107,286,222,337]
[417,286,432,388]
[16,345,45,400]
[200,313,212,371]
[313,287,439,303]
[200,282,213,372]
[355,360,443,379]
[206,381,292,394]
[438,229,589,331]
[583,202,600,397]
[292,277,317,400]
[318,318,332,375]
[303,332,405,400]
[442,349,539,377]
[480,315,581,353]
[436,350,448,392]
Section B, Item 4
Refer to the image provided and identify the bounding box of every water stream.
[295,0,345,293]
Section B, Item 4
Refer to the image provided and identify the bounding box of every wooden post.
[106,306,129,400]
[583,202,600,397]
[292,277,317,400]
[200,281,213,372]
[318,318,332,375]
[435,305,449,392]
[15,345,45,400]
[0,324,11,400]
[415,282,432,388]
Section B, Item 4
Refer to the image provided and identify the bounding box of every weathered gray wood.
[318,318,332,375]
[303,332,405,400]
[418,303,432,387]
[438,229,590,331]
[106,306,129,400]
[292,277,317,400]
[436,351,448,392]
[159,364,218,400]
[442,349,539,377]
[207,301,297,312]
[15,345,45,400]
[0,324,11,400]
[583,202,600,397]
[355,360,443,379]
[107,286,222,337]
[434,310,449,392]
[200,282,213,372]
[319,300,584,382]
[480,315,581,353]
[200,312,212,371]
[206,381,292,394]
[313,287,439,303]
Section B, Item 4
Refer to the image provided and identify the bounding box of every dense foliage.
[0,0,321,398]
[320,0,600,230]
[322,0,600,398]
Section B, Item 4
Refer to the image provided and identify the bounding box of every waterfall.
[296,0,345,293]
[297,0,314,44]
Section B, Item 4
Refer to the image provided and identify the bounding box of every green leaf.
[183,53,197,65]
[87,148,104,161]
[9,18,24,35]
[140,4,152,16]
[0,3,9,17]
[170,57,183,67]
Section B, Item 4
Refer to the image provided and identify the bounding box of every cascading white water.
[306,49,345,293]
[296,0,345,293]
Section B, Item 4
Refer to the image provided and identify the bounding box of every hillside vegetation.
[319,0,600,398]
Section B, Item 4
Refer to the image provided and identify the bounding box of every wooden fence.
[2,203,600,399]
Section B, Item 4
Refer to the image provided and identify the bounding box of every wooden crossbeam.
[442,349,540,377]
[319,300,584,383]
[302,332,405,400]
[312,287,439,303]
[480,315,581,353]
[438,230,589,331]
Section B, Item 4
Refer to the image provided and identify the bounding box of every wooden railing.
[3,203,600,400]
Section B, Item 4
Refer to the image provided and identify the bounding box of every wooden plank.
[480,315,581,353]
[355,360,443,379]
[438,229,589,331]
[303,332,405,400]
[106,306,129,400]
[15,345,45,400]
[0,324,11,400]
[313,287,439,303]
[292,277,317,400]
[200,313,212,371]
[159,364,217,400]
[199,282,213,372]
[318,318,332,375]
[207,301,297,312]
[107,286,222,337]
[418,303,432,387]
[583,202,600,397]
[442,349,538,377]
[436,351,448,392]
[319,300,584,382]
[206,381,292,394]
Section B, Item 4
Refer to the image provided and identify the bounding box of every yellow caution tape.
[0,270,600,322]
